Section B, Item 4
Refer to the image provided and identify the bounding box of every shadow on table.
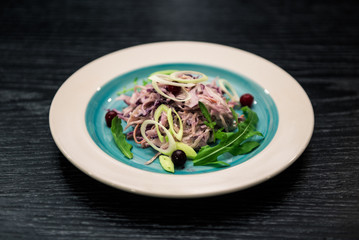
[58,151,307,226]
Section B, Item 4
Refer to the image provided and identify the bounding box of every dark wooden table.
[1,0,359,239]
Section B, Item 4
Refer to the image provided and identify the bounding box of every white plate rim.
[49,41,314,198]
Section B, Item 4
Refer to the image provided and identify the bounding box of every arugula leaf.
[193,106,263,166]
[194,143,231,166]
[229,141,260,155]
[199,102,212,123]
[199,102,217,141]
[230,107,238,125]
[200,161,230,167]
[214,127,226,140]
[111,117,133,159]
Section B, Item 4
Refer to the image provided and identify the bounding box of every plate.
[49,41,314,198]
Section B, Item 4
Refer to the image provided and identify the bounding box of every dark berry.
[240,93,254,107]
[171,150,187,168]
[105,110,117,127]
[167,85,181,95]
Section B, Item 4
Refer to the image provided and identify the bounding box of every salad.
[105,70,263,173]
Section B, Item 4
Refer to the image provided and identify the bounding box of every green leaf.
[199,101,218,141]
[204,121,216,129]
[117,87,130,95]
[242,106,258,127]
[230,107,238,125]
[193,143,229,166]
[200,161,230,167]
[214,128,227,140]
[111,117,133,159]
[193,107,263,167]
[199,102,212,123]
[229,141,260,155]
[142,78,150,86]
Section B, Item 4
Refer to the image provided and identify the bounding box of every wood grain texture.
[1,0,359,239]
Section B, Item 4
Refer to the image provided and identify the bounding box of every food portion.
[105,70,262,173]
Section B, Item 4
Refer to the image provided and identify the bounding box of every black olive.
[105,110,117,127]
[171,150,187,168]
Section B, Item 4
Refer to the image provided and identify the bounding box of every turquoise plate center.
[85,63,278,174]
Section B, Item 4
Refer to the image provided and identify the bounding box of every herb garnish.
[111,117,133,159]
[198,102,218,141]
[142,78,150,86]
[117,77,151,95]
[193,106,263,167]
